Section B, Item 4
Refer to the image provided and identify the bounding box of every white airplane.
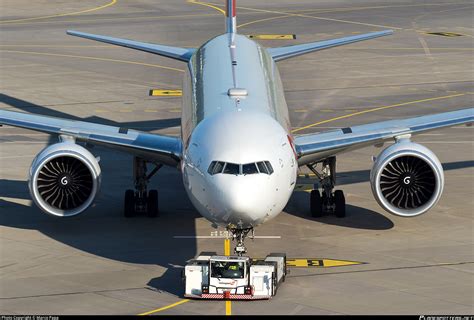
[1,0,472,254]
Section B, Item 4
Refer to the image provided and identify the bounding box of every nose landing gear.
[307,157,346,218]
[227,227,254,256]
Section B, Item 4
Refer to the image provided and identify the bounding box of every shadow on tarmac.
[0,146,197,298]
[0,93,181,131]
[285,160,474,230]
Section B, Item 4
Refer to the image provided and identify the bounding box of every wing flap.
[0,109,182,167]
[268,30,393,61]
[67,30,195,62]
[295,108,474,166]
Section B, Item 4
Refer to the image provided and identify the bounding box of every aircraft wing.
[0,110,182,167]
[268,30,393,61]
[294,108,474,166]
[66,30,195,62]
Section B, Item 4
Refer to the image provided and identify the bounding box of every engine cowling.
[370,140,444,217]
[28,142,101,217]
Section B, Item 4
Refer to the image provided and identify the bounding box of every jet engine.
[370,139,444,217]
[28,142,101,217]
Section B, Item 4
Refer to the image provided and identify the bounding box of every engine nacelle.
[28,142,101,217]
[370,140,444,217]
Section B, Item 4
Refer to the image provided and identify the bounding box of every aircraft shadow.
[0,147,198,297]
[286,191,394,230]
[334,160,474,187]
[0,93,181,131]
[1,93,184,297]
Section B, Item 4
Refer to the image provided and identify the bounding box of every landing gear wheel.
[310,190,323,217]
[124,189,135,218]
[321,192,329,214]
[334,190,346,218]
[147,190,159,218]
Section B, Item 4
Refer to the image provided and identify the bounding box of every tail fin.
[226,0,236,34]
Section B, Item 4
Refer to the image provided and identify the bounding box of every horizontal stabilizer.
[67,30,195,62]
[268,30,393,61]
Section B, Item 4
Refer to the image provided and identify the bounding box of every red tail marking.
[226,0,236,17]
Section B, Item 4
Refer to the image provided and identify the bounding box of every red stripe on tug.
[226,0,236,17]
[185,293,271,300]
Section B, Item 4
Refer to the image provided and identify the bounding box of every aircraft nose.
[219,177,272,225]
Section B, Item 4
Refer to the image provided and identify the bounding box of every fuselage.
[181,34,297,230]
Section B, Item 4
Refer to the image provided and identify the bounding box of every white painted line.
[173,236,281,239]
[0,155,37,159]
[418,133,444,136]
[0,133,47,136]
[421,141,473,144]
[0,142,47,144]
[0,197,31,205]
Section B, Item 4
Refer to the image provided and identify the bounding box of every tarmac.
[0,0,473,315]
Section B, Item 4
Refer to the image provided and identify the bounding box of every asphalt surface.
[1,0,473,315]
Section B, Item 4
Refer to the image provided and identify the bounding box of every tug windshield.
[211,260,245,279]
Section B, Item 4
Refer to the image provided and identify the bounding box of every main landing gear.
[307,157,346,218]
[124,157,162,218]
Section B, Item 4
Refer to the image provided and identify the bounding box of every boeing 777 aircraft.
[1,0,472,254]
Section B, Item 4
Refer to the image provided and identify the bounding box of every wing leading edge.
[66,30,196,62]
[268,30,393,61]
[295,108,474,166]
[0,110,182,167]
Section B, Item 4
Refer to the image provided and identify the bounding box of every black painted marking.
[341,127,352,134]
[119,127,128,134]
[426,32,464,37]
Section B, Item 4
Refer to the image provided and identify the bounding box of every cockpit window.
[242,163,258,175]
[264,161,274,174]
[208,161,273,176]
[223,163,240,175]
[256,161,270,175]
[208,161,225,175]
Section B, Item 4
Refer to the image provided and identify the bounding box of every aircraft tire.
[147,190,159,218]
[310,190,323,217]
[334,190,346,218]
[124,189,135,218]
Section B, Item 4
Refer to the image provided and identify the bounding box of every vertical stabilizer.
[226,0,237,34]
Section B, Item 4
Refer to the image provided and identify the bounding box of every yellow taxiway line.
[188,0,226,15]
[224,239,232,315]
[291,93,465,133]
[224,239,231,256]
[139,299,190,316]
[0,0,117,24]
[226,300,232,316]
[0,50,184,73]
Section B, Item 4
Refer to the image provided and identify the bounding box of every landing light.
[228,88,248,97]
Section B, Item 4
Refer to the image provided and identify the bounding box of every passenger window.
[223,163,240,175]
[264,161,274,174]
[242,163,258,175]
